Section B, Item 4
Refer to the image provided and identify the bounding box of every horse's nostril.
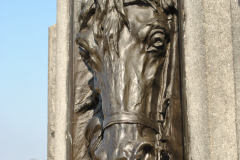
[143,145,153,154]
[135,143,155,160]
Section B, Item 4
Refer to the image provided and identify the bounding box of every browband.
[103,112,159,133]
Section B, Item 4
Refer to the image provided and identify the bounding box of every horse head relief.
[75,0,183,159]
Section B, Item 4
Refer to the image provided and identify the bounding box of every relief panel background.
[72,0,93,159]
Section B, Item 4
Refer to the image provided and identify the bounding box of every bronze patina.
[75,0,183,159]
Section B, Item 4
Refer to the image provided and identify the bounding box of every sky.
[0,0,56,160]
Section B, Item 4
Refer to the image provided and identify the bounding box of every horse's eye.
[150,32,165,49]
[149,29,166,48]
[146,28,168,54]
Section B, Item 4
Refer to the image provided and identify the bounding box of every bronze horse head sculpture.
[76,0,178,159]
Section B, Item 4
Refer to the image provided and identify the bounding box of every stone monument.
[48,0,240,159]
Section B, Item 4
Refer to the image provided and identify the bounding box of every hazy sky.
[0,0,56,159]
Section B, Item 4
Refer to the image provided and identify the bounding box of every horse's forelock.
[93,0,176,42]
[93,0,125,54]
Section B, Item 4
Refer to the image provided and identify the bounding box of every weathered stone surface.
[54,0,71,160]
[181,1,210,159]
[231,0,240,158]
[182,0,238,159]
[48,24,57,160]
[203,1,237,159]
